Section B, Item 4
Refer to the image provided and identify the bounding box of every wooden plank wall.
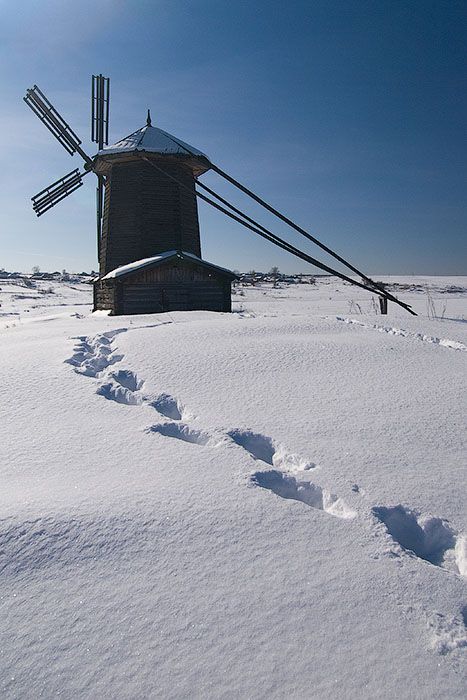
[123,262,220,284]
[121,281,228,314]
[99,158,202,276]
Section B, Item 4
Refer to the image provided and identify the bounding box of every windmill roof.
[98,124,208,158]
[102,251,236,280]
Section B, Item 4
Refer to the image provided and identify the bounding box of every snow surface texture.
[1,276,467,699]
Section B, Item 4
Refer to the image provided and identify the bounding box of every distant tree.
[248,269,257,285]
[269,266,280,287]
[32,265,40,274]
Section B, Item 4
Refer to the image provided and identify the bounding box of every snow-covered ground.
[1,276,466,699]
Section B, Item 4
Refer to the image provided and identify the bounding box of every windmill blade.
[24,85,92,166]
[91,75,110,259]
[91,75,110,148]
[32,168,89,217]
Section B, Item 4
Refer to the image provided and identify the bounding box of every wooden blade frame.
[91,75,110,260]
[32,169,87,217]
[24,85,92,166]
[91,75,110,148]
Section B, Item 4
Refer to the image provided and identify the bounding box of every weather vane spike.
[147,109,151,126]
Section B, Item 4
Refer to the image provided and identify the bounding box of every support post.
[379,296,388,314]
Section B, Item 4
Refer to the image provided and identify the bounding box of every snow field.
[0,277,466,698]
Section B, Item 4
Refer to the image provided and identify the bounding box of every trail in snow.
[64,330,354,520]
[65,329,467,583]
[373,505,467,578]
[331,317,467,351]
[64,326,467,664]
[252,470,357,519]
[428,610,467,655]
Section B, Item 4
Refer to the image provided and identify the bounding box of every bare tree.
[269,266,280,287]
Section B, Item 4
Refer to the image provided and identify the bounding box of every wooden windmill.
[24,76,236,314]
[24,74,416,316]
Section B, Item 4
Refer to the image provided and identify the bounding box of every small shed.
[93,250,236,315]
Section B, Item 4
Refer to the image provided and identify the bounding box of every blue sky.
[1,0,465,274]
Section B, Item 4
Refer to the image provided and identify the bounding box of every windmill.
[24,75,416,316]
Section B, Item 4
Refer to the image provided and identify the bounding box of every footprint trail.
[228,428,317,472]
[253,470,357,519]
[150,393,183,420]
[373,505,467,577]
[147,423,217,446]
[332,317,467,352]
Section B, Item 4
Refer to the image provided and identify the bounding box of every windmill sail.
[91,75,110,148]
[91,75,110,257]
[31,169,87,217]
[24,85,92,165]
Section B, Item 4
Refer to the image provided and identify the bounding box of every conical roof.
[98,123,208,159]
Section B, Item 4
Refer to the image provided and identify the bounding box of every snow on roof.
[102,251,235,280]
[99,124,208,158]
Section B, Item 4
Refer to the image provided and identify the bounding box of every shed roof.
[98,124,208,159]
[102,251,236,280]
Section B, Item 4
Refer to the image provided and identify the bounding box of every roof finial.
[147,109,152,126]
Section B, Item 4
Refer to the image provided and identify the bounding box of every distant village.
[0,266,321,286]
[0,268,97,284]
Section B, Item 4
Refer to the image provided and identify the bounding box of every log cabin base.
[93,250,236,315]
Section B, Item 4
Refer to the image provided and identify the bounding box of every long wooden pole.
[164,135,416,314]
[140,156,415,311]
[196,181,415,315]
[208,163,416,313]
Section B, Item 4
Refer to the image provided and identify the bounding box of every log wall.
[93,259,233,315]
[99,157,202,276]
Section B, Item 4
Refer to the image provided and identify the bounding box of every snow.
[1,275,466,698]
[98,124,208,157]
[102,251,178,278]
[103,251,235,279]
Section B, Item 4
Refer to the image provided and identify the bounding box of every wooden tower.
[92,112,236,314]
[94,112,209,276]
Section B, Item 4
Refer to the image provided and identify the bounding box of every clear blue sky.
[1,0,465,275]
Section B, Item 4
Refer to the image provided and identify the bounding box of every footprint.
[148,423,217,446]
[229,430,275,463]
[65,329,127,377]
[108,369,143,392]
[462,606,467,628]
[252,470,357,519]
[428,610,467,655]
[372,505,466,576]
[96,369,143,405]
[96,383,142,405]
[228,429,316,472]
[150,394,183,421]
